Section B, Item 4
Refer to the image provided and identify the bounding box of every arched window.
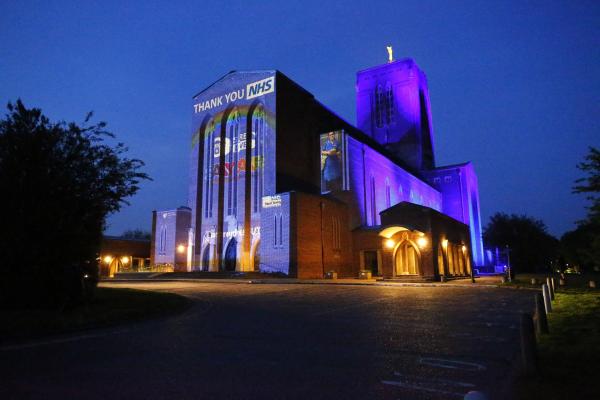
[385,82,394,125]
[374,85,384,128]
[226,109,241,216]
[370,175,377,226]
[159,226,167,255]
[204,118,216,218]
[252,105,266,213]
[385,178,391,209]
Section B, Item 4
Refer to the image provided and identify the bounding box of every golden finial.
[386,46,393,63]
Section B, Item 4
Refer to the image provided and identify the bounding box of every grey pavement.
[0,282,534,400]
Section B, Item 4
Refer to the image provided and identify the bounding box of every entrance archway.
[223,239,237,272]
[201,245,210,272]
[251,240,260,272]
[394,240,420,275]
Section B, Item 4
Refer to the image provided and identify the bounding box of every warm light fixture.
[442,239,448,248]
[103,255,113,263]
[462,245,467,252]
[385,239,395,249]
[417,237,428,248]
[121,256,129,264]
[177,244,186,254]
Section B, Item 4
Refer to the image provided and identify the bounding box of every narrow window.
[279,214,283,247]
[252,106,265,214]
[273,214,277,249]
[374,85,384,128]
[253,118,259,213]
[385,178,391,208]
[227,125,233,215]
[232,121,238,216]
[385,83,394,125]
[370,176,377,226]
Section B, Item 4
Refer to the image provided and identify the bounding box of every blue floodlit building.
[150,57,484,280]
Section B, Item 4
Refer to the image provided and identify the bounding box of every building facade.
[151,58,484,280]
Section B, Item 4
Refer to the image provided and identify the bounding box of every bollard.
[440,275,446,283]
[531,278,537,285]
[551,277,556,293]
[534,293,549,335]
[542,284,552,313]
[546,277,555,300]
[501,276,507,284]
[590,281,597,289]
[520,313,537,376]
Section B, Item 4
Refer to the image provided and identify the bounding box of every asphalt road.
[0,282,534,400]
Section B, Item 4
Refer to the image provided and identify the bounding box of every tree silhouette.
[0,100,150,308]
[483,213,558,274]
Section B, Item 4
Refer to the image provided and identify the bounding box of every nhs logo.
[246,77,275,100]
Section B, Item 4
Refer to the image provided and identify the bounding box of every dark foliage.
[0,100,149,309]
[573,146,600,223]
[483,213,558,274]
[561,147,600,272]
[121,229,151,240]
[560,221,600,272]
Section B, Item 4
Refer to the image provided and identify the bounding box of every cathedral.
[150,55,484,280]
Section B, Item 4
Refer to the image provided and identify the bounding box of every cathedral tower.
[356,58,435,172]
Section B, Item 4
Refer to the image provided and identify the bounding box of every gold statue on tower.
[386,46,393,63]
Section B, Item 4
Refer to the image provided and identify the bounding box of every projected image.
[320,130,345,193]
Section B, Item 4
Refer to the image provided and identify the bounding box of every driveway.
[0,282,533,399]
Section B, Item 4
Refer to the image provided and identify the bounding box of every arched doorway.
[223,239,237,272]
[251,240,261,272]
[395,240,420,275]
[201,245,210,272]
[108,258,122,278]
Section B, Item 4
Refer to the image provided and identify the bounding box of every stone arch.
[223,237,238,272]
[250,238,261,272]
[200,244,211,272]
[393,238,421,276]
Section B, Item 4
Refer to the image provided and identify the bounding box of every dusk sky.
[1,0,598,238]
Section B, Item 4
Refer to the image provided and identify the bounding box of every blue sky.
[1,0,598,237]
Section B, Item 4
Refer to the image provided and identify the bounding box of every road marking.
[381,379,465,397]
[393,372,476,388]
[419,357,487,371]
[0,329,130,352]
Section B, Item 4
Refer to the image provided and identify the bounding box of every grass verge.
[0,287,190,343]
[515,289,600,399]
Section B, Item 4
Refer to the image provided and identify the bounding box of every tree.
[0,100,149,308]
[560,147,600,272]
[573,146,600,223]
[121,229,151,240]
[483,213,558,274]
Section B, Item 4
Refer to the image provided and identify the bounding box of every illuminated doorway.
[223,239,237,272]
[201,245,210,272]
[395,241,420,275]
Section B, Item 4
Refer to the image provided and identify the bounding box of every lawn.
[0,287,190,343]
[515,288,600,399]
